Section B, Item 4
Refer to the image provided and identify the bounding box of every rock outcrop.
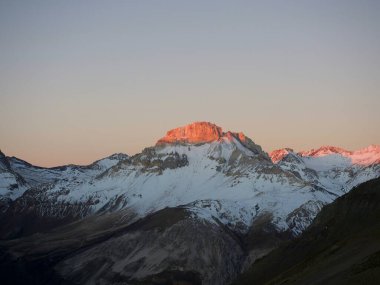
[156,121,267,157]
[156,122,224,145]
[269,148,294,163]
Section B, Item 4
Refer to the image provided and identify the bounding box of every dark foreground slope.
[235,177,380,285]
[0,206,247,285]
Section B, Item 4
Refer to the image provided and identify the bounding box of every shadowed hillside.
[234,177,380,285]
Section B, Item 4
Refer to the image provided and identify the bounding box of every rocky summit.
[156,121,227,145]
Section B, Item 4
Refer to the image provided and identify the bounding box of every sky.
[1,0,379,167]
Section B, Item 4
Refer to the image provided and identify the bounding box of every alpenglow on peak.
[156,122,223,145]
[155,121,268,157]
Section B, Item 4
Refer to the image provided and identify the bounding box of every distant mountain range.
[0,122,379,285]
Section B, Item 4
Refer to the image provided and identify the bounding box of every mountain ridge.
[0,121,379,284]
[1,122,379,238]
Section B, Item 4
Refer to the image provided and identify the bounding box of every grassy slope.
[234,177,380,285]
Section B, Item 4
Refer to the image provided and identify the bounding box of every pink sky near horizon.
[1,1,379,167]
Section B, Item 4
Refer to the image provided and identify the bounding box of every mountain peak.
[156,122,224,145]
[155,122,269,159]
[269,148,294,163]
[356,144,380,153]
[299,146,352,157]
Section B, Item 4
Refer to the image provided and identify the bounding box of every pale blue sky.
[1,0,379,166]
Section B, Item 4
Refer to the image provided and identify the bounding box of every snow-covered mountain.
[1,123,379,236]
[270,145,380,195]
[0,122,379,284]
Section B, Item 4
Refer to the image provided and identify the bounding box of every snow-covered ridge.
[0,122,379,238]
[269,145,380,197]
[0,152,130,212]
[298,146,352,157]
[300,145,380,166]
[271,145,380,166]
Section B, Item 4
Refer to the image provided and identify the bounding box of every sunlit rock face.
[156,121,223,145]
[269,148,294,163]
[156,121,262,148]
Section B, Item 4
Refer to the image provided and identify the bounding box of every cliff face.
[156,122,224,145]
[155,121,267,157]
